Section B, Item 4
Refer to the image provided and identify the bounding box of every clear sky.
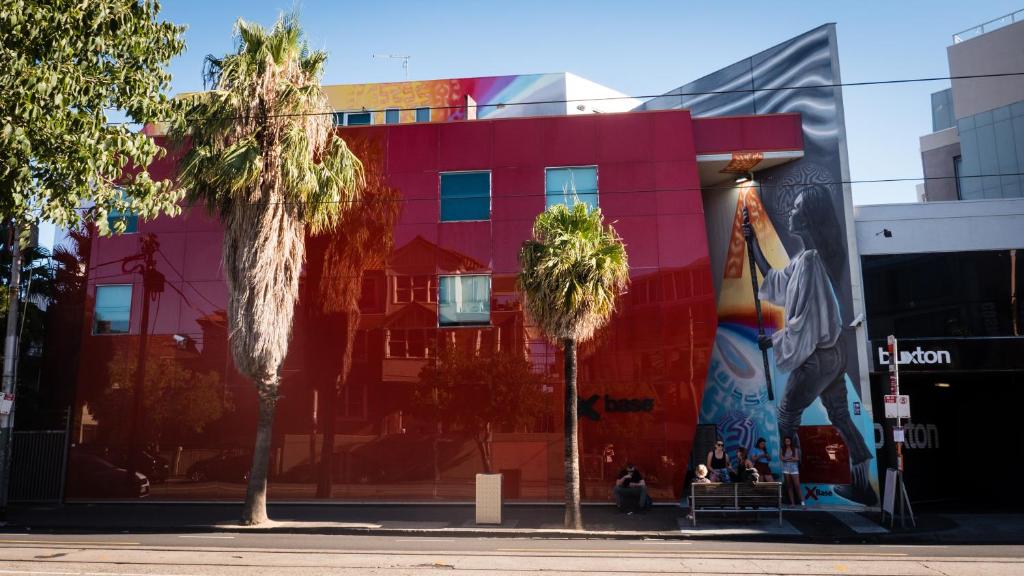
[42,0,1014,252]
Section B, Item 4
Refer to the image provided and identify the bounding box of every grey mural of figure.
[743,184,877,506]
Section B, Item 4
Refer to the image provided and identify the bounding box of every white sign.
[893,427,905,443]
[878,346,951,366]
[0,393,13,415]
[883,395,911,419]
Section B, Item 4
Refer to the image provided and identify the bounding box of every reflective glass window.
[385,108,400,124]
[93,285,132,335]
[438,275,490,326]
[440,172,490,222]
[545,166,598,210]
[415,107,431,122]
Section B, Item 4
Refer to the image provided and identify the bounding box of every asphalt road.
[0,532,1023,575]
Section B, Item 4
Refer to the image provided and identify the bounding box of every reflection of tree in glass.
[413,347,548,474]
[91,343,228,449]
[304,137,399,498]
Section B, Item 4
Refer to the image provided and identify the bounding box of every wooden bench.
[690,482,782,526]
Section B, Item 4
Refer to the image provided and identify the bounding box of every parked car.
[66,449,150,498]
[187,452,251,483]
[77,445,170,484]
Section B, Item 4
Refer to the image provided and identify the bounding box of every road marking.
[879,544,949,548]
[177,535,236,540]
[0,540,140,546]
[497,548,907,557]
[639,540,693,544]
[394,538,456,542]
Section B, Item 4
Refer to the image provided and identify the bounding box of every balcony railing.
[953,9,1024,43]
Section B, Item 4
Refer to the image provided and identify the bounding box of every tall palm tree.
[169,14,363,525]
[518,201,629,530]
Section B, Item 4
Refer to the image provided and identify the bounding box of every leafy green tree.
[168,15,363,525]
[414,347,548,474]
[0,0,186,232]
[518,202,629,530]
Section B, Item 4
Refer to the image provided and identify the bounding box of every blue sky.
[45,1,1016,247]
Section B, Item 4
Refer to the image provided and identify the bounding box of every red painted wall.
[65,109,723,502]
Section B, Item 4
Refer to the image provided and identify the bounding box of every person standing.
[781,436,803,506]
[742,185,877,506]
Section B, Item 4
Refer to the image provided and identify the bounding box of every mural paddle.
[742,204,774,402]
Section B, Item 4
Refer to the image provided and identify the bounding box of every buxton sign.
[877,346,951,367]
[870,337,1024,373]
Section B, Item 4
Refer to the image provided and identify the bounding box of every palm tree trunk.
[241,379,277,525]
[317,310,359,498]
[563,338,582,530]
[475,422,493,473]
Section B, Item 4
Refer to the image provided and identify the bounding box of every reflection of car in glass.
[187,452,251,483]
[78,446,170,484]
[67,450,150,498]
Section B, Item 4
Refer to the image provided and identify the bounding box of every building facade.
[35,27,886,507]
[856,199,1024,508]
[920,10,1024,202]
[64,109,808,502]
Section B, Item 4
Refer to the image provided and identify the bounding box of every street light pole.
[0,223,22,517]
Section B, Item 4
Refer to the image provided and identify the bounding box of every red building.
[66,108,803,501]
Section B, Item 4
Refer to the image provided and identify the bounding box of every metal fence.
[953,9,1024,43]
[9,430,67,502]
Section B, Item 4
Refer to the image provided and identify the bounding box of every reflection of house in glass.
[55,65,810,503]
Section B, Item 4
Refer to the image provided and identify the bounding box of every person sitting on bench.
[614,462,650,512]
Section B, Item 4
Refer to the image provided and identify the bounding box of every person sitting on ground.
[614,462,650,512]
[685,464,712,520]
[738,459,760,483]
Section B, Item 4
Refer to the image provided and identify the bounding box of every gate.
[9,430,67,502]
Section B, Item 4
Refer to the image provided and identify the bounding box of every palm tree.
[518,201,629,530]
[169,14,363,525]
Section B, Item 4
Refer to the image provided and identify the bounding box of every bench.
[689,482,782,526]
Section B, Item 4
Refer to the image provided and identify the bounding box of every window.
[415,107,431,122]
[385,108,400,124]
[393,275,436,303]
[386,329,435,358]
[335,111,372,126]
[954,155,963,200]
[94,285,132,334]
[545,166,598,210]
[107,210,138,234]
[439,275,490,326]
[440,171,490,221]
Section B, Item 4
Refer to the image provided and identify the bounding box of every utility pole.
[123,234,163,488]
[0,222,22,517]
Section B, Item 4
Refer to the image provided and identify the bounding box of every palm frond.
[518,201,629,343]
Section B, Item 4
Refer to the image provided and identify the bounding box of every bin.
[475,473,503,524]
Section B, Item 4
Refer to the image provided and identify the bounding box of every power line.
[102,70,1024,126]
[58,171,1024,211]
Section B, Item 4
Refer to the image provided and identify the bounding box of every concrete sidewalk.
[3,503,1020,544]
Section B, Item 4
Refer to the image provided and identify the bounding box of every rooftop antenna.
[372,54,411,81]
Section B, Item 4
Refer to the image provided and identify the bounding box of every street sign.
[0,393,12,416]
[883,395,911,419]
[893,427,905,443]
